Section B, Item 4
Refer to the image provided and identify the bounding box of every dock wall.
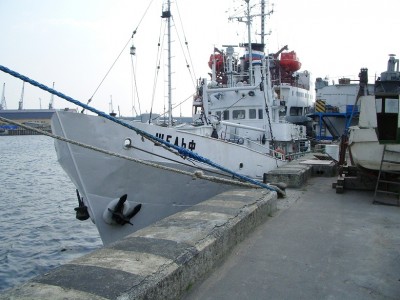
[1,189,277,300]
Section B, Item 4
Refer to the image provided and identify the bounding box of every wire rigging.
[149,20,167,123]
[81,36,131,114]
[130,55,141,116]
[174,0,197,85]
[82,0,156,113]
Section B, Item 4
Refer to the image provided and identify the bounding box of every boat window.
[249,109,257,119]
[223,110,229,120]
[290,107,303,116]
[279,106,287,117]
[233,110,246,119]
[192,106,202,115]
[376,98,383,113]
[376,96,399,143]
[258,109,263,119]
[216,111,222,120]
[385,98,399,113]
[376,97,399,113]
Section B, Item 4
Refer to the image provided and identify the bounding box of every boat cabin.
[376,95,400,143]
[375,54,400,144]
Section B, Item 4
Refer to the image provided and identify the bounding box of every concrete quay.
[265,152,337,188]
[185,177,400,300]
[0,189,277,300]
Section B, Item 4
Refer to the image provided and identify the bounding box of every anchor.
[104,194,142,226]
[74,189,90,221]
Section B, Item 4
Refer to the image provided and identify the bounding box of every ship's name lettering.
[155,133,196,151]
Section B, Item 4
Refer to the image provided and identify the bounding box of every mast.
[231,0,256,85]
[260,0,273,51]
[162,0,172,126]
[261,0,265,46]
[245,0,253,85]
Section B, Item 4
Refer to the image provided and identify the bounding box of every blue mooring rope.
[0,65,277,192]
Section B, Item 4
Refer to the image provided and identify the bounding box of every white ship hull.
[348,126,400,171]
[51,111,284,245]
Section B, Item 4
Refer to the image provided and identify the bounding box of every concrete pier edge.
[1,189,277,300]
[265,152,337,188]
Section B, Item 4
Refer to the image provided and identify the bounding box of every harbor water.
[0,135,102,292]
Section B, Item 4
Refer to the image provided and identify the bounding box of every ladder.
[373,145,400,206]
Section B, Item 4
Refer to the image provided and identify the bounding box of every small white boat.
[348,54,400,171]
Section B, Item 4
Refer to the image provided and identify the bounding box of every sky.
[0,0,399,117]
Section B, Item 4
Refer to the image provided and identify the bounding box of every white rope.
[0,116,273,190]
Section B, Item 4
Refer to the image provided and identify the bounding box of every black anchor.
[108,194,142,225]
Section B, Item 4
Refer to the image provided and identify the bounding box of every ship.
[1,0,311,245]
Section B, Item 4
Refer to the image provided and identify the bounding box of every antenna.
[260,1,273,45]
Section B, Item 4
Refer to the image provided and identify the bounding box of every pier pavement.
[184,176,400,299]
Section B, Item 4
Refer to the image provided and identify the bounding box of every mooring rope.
[0,65,279,192]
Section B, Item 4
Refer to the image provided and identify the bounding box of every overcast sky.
[0,0,399,116]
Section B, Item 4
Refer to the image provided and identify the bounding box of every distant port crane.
[18,81,24,110]
[0,82,6,110]
[49,82,55,109]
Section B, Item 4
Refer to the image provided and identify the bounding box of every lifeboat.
[280,51,301,72]
[208,53,225,73]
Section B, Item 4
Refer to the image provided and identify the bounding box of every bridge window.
[258,109,264,119]
[249,109,256,119]
[385,98,398,113]
[223,110,229,120]
[233,110,246,119]
[290,107,303,116]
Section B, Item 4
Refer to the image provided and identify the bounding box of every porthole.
[123,138,133,149]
